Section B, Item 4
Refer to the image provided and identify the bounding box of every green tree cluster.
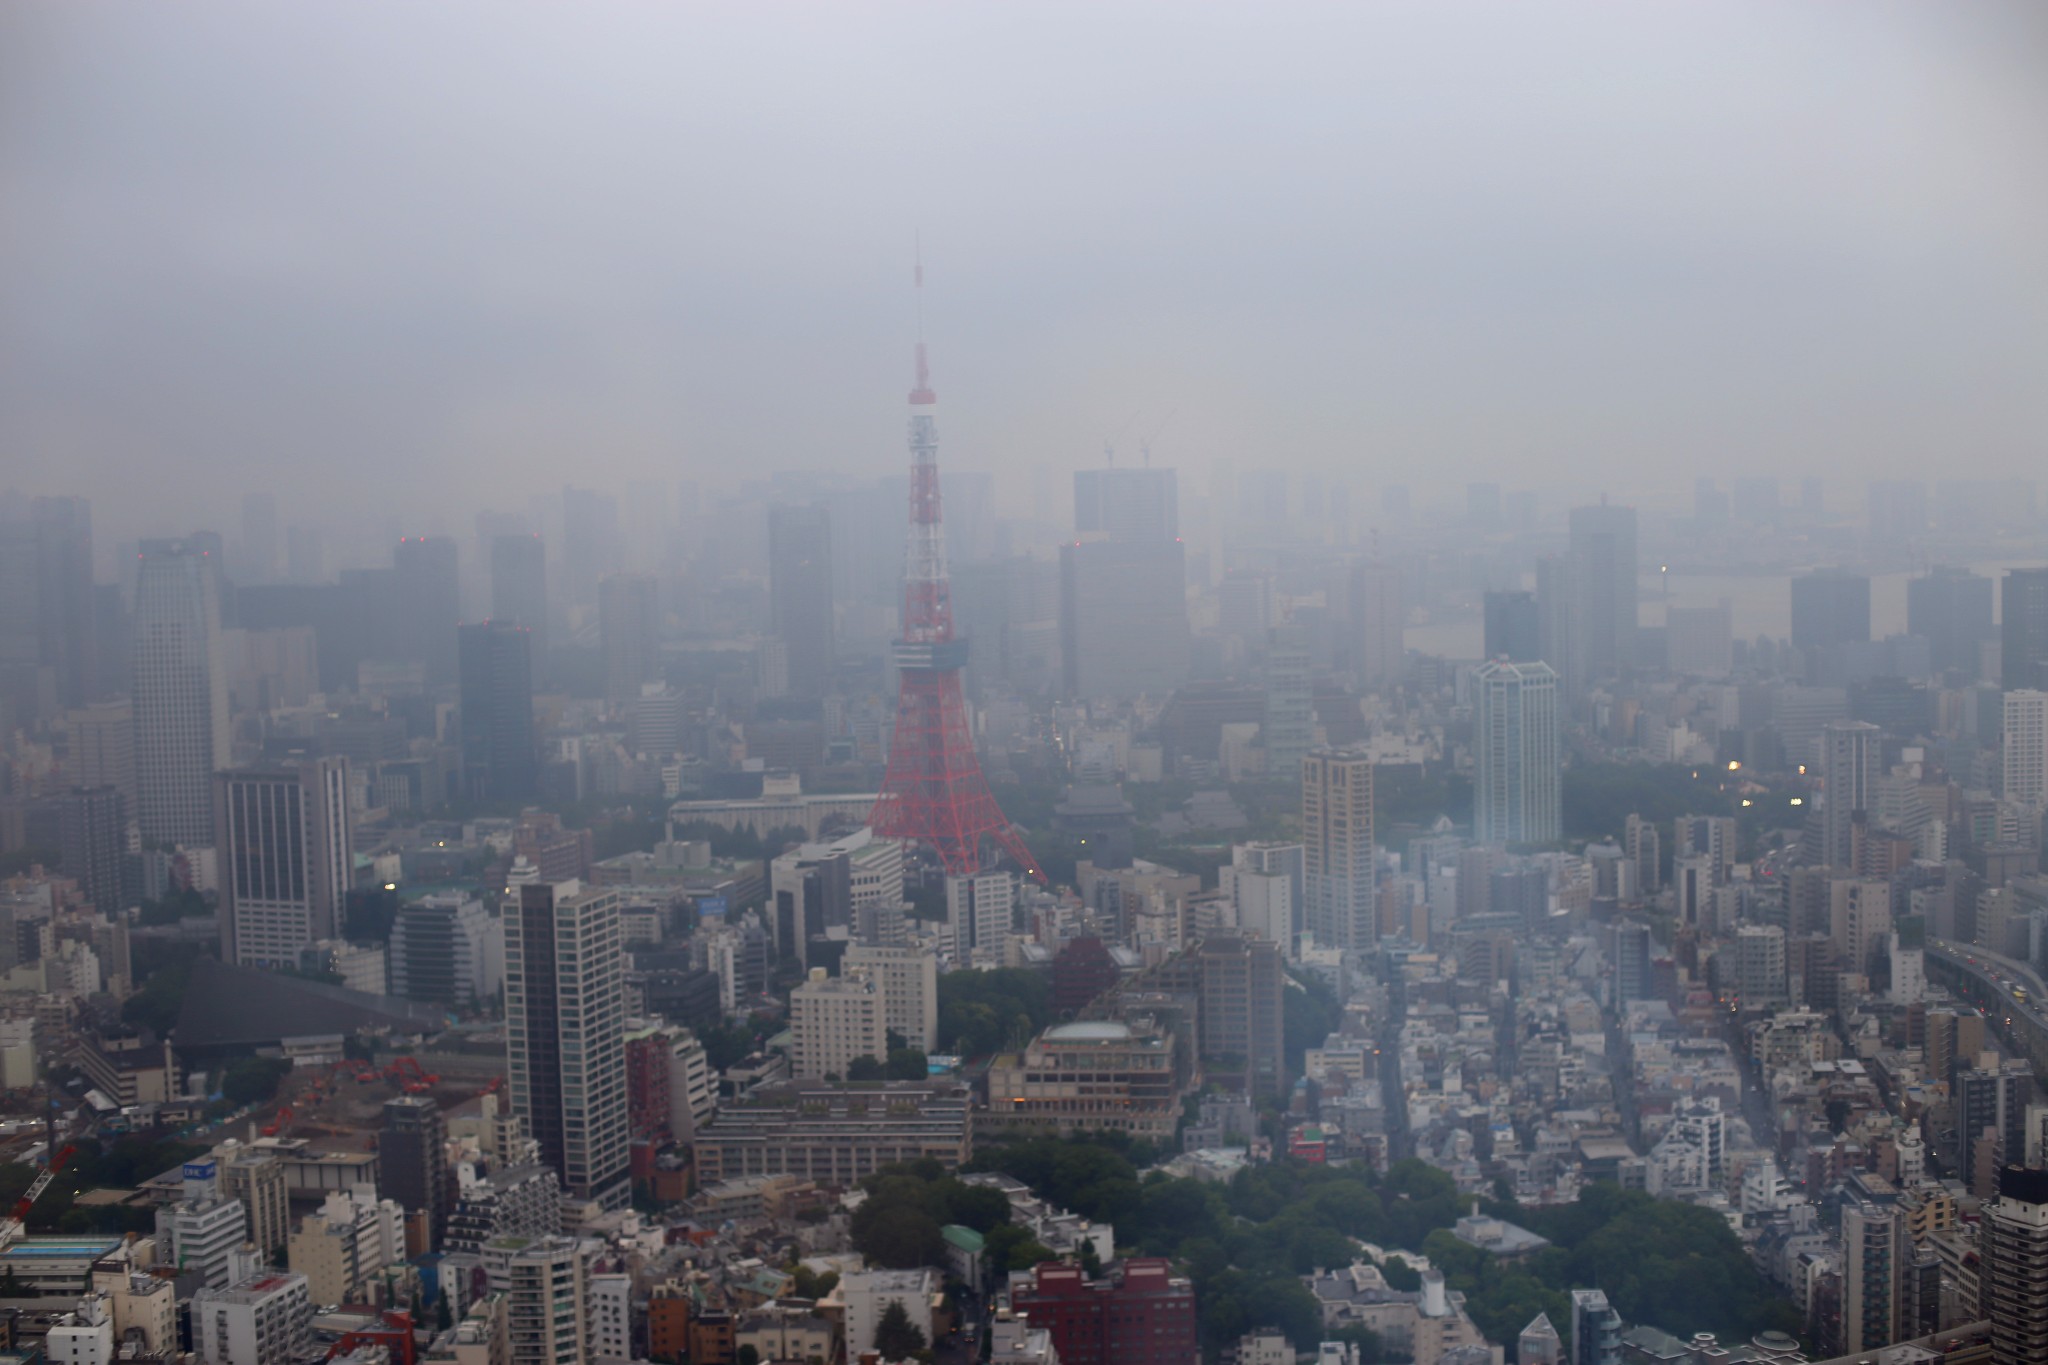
[220,1056,293,1105]
[1560,763,1737,855]
[966,1135,1800,1360]
[0,1135,207,1235]
[935,969,1051,1056]
[848,1050,931,1082]
[872,1300,928,1361]
[850,1160,1016,1270]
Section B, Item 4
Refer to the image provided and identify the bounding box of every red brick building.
[1009,1259,1196,1365]
[626,1027,676,1145]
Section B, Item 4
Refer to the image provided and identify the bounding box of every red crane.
[10,1144,77,1226]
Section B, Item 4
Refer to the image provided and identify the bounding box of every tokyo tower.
[868,260,1044,882]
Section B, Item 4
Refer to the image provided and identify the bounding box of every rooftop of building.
[1041,1021,1135,1043]
[175,957,443,1050]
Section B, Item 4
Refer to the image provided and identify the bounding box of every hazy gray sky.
[5,2,2047,542]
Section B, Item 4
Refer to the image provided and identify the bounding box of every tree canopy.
[965,1134,1800,1359]
[872,1300,927,1361]
[935,968,1051,1056]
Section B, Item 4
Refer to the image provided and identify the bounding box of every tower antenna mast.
[870,249,1043,882]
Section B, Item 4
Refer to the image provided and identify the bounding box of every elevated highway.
[1923,937,2048,1078]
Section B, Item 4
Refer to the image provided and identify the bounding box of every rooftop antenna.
[910,232,933,405]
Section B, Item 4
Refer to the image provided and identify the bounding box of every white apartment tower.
[1473,660,1561,846]
[506,881,630,1210]
[946,870,1016,967]
[2003,690,2048,806]
[485,1237,589,1365]
[133,539,231,847]
[1820,720,1881,869]
[1302,747,1375,952]
[843,943,938,1052]
[789,967,885,1079]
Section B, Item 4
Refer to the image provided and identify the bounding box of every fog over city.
[11,10,2048,1365]
[6,3,2048,554]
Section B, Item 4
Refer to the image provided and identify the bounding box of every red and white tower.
[869,262,1043,882]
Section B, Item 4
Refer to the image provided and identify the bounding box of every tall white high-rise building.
[484,1236,589,1365]
[1733,923,1786,1007]
[946,870,1016,967]
[1842,1199,1905,1354]
[133,539,231,847]
[212,759,352,969]
[1820,720,1881,868]
[1830,879,1894,976]
[789,967,885,1079]
[2003,690,2048,806]
[1302,748,1375,952]
[506,881,629,1209]
[843,943,938,1053]
[1473,660,1561,846]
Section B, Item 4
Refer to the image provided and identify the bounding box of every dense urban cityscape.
[6,7,2048,1365]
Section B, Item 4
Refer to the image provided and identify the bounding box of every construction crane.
[323,1308,417,1365]
[262,1104,293,1138]
[2,1143,77,1245]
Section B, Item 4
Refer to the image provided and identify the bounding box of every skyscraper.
[459,621,537,803]
[1062,464,1189,700]
[1612,919,1652,1004]
[381,1096,450,1249]
[1473,660,1561,846]
[490,534,549,662]
[132,538,231,847]
[1482,589,1540,663]
[213,758,352,968]
[767,504,834,699]
[506,880,629,1209]
[2003,568,2048,693]
[1565,503,1638,684]
[598,573,658,705]
[1908,566,1994,678]
[50,786,126,919]
[1350,560,1404,687]
[0,496,97,719]
[393,536,460,687]
[1979,1165,2048,1365]
[1262,626,1312,786]
[1792,567,1872,682]
[1819,720,1880,869]
[2004,690,2048,806]
[1791,568,1873,651]
[1302,747,1374,952]
[1074,468,1179,542]
[489,1235,590,1365]
[1060,540,1191,698]
[1842,1199,1904,1354]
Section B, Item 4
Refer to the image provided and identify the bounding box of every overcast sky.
[5,2,2047,545]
